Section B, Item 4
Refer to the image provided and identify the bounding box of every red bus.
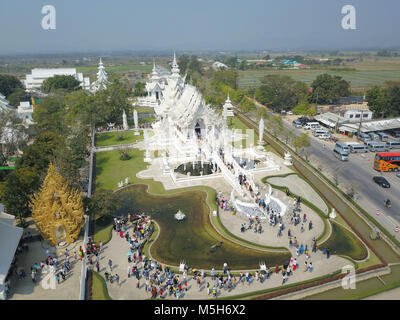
[374,152,400,172]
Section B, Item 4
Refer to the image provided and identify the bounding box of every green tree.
[88,190,121,221]
[255,75,302,112]
[95,80,130,125]
[293,133,311,159]
[0,167,39,224]
[212,69,238,89]
[6,88,29,107]
[33,95,66,134]
[41,75,81,93]
[366,86,390,118]
[309,74,350,104]
[134,82,145,96]
[0,74,23,97]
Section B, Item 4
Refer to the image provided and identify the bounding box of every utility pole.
[357,109,364,140]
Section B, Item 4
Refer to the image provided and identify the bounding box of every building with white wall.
[22,68,90,91]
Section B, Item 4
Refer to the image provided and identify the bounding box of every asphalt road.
[250,101,400,239]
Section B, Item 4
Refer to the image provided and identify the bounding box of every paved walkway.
[100,221,351,300]
[364,286,400,300]
[219,188,325,249]
[268,175,329,214]
[8,239,83,300]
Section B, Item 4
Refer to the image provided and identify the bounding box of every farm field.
[239,69,400,89]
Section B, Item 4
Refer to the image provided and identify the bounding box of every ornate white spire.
[90,57,110,93]
[151,58,159,81]
[171,50,180,76]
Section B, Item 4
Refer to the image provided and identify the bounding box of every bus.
[374,152,400,172]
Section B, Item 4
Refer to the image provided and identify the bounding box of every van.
[358,132,371,143]
[335,141,350,153]
[349,144,368,153]
[377,132,389,142]
[304,122,321,130]
[369,132,379,140]
[388,130,400,138]
[368,141,389,152]
[319,133,331,140]
[386,140,400,149]
[313,129,330,137]
[333,148,349,161]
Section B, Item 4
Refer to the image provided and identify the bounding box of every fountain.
[174,210,186,221]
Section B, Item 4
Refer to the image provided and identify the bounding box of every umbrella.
[126,252,132,256]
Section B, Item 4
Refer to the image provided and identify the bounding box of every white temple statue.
[122,109,128,130]
[222,95,234,124]
[284,152,293,166]
[133,109,140,135]
[329,208,337,219]
[90,58,110,93]
[258,118,264,145]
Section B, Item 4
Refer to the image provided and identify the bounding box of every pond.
[115,185,290,270]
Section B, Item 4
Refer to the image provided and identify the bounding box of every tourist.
[223,262,228,274]
[211,268,215,280]
[308,262,313,272]
[212,287,217,297]
[293,259,298,271]
[31,268,36,283]
[206,282,210,295]
[105,272,110,282]
[296,248,299,256]
[309,221,313,230]
[108,259,113,271]
[286,265,291,276]
[282,272,287,285]
[197,276,201,290]
[300,244,304,255]
[96,262,100,272]
[115,274,120,286]
[326,248,331,259]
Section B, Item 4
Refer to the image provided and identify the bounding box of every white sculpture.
[122,110,128,130]
[284,152,293,166]
[329,208,337,219]
[259,118,264,145]
[174,210,186,221]
[133,109,140,135]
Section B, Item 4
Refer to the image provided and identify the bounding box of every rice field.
[238,69,400,89]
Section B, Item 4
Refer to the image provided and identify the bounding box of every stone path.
[8,239,83,300]
[100,221,351,300]
[268,175,329,214]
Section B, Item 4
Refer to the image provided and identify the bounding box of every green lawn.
[96,130,143,147]
[319,221,368,261]
[95,148,147,190]
[91,271,112,300]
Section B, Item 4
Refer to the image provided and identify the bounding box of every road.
[250,100,400,240]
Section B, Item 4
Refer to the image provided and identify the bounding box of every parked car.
[373,176,390,188]
[292,120,302,128]
[396,172,400,178]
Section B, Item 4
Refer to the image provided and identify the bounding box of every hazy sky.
[0,0,399,54]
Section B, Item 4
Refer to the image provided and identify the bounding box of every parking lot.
[283,115,400,239]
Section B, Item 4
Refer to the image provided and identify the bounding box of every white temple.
[90,58,110,93]
[141,53,283,220]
